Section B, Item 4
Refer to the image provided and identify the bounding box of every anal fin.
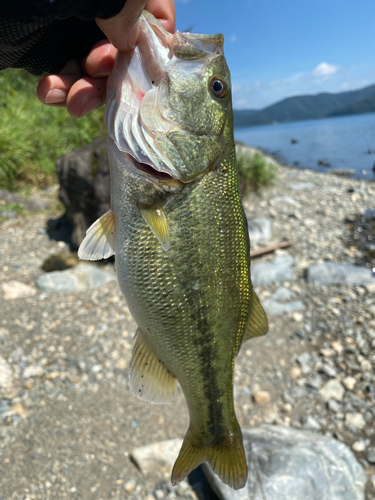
[78,209,116,261]
[130,328,177,404]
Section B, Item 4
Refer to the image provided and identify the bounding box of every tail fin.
[171,427,247,490]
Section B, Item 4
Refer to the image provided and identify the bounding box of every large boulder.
[204,425,366,500]
[56,137,110,249]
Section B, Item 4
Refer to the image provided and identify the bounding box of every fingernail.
[45,89,67,104]
[96,64,113,77]
[127,22,139,50]
[81,97,103,117]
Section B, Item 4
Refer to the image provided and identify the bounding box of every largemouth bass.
[78,11,268,490]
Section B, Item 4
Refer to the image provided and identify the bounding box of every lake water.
[234,112,375,181]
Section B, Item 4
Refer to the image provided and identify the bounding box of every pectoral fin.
[130,328,177,404]
[237,289,268,355]
[78,209,116,261]
[139,205,170,251]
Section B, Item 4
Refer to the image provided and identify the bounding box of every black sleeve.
[0,0,128,75]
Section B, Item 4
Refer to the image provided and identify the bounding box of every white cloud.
[312,62,339,77]
[228,34,237,43]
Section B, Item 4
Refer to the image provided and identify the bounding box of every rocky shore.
[1,151,375,499]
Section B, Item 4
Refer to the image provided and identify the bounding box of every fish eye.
[210,77,227,98]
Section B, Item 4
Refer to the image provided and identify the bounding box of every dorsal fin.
[237,289,268,356]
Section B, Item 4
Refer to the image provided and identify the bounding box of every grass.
[0,69,277,194]
[0,68,106,191]
[236,146,277,194]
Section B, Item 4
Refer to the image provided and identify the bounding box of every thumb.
[96,0,148,52]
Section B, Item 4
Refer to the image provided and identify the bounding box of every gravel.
[1,157,375,498]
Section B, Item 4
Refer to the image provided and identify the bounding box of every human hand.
[37,0,175,117]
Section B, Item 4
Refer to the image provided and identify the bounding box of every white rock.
[343,376,357,391]
[365,282,375,294]
[360,359,372,371]
[2,281,37,300]
[253,391,271,404]
[0,356,13,388]
[131,438,183,474]
[319,379,345,401]
[352,440,366,452]
[23,365,44,378]
[345,412,366,430]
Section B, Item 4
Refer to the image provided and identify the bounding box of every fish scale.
[79,11,268,490]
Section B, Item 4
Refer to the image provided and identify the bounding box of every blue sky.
[175,0,375,109]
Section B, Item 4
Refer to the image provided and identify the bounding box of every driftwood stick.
[250,240,293,258]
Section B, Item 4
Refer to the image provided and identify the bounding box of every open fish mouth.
[132,156,175,182]
[105,11,228,184]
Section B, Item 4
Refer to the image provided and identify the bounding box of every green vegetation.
[0,68,106,191]
[236,147,277,194]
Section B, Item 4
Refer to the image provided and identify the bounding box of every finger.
[145,0,176,33]
[65,77,107,118]
[96,0,148,52]
[83,40,118,78]
[37,60,82,107]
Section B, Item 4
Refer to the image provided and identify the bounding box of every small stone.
[302,415,321,431]
[46,371,60,380]
[292,311,304,322]
[320,347,335,358]
[367,447,375,463]
[327,400,340,413]
[0,356,13,388]
[115,359,128,370]
[247,218,272,246]
[360,359,372,371]
[154,490,165,499]
[296,352,311,374]
[130,419,140,429]
[294,328,305,339]
[290,366,302,379]
[306,374,322,390]
[307,262,374,286]
[23,365,44,378]
[352,440,366,452]
[253,391,271,404]
[331,341,344,355]
[297,352,311,366]
[319,364,337,378]
[319,379,345,401]
[131,439,183,474]
[124,480,136,492]
[251,252,295,286]
[365,282,375,294]
[2,281,37,300]
[9,347,24,363]
[3,403,29,419]
[343,376,357,391]
[345,412,366,430]
[36,263,116,293]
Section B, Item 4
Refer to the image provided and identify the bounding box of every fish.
[78,11,268,490]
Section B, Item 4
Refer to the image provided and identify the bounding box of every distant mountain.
[233,83,375,128]
[329,95,375,117]
[231,109,259,127]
